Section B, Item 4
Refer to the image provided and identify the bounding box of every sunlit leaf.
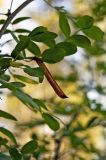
[10,61,23,68]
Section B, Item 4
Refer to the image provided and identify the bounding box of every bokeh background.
[0,0,106,159]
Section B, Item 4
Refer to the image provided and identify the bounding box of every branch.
[54,137,63,160]
[33,57,68,99]
[0,0,35,38]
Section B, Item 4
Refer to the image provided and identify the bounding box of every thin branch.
[9,0,14,13]
[43,0,54,9]
[0,13,7,16]
[54,138,62,160]
[53,109,80,159]
[0,0,35,38]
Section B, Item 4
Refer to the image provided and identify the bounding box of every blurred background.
[0,0,106,159]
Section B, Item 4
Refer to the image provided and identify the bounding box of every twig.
[0,0,35,38]
[53,109,80,159]
[43,0,54,9]
[54,138,62,160]
[0,13,7,16]
[9,0,14,13]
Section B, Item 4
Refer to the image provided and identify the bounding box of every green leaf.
[93,0,106,18]
[12,17,30,24]
[0,58,11,69]
[76,15,94,29]
[29,26,56,47]
[0,74,10,81]
[86,45,105,56]
[30,32,57,43]
[69,35,91,48]
[0,19,6,25]
[83,26,104,41]
[59,11,71,37]
[14,36,30,51]
[43,39,55,48]
[0,137,8,146]
[9,148,22,160]
[13,90,40,111]
[10,61,23,68]
[55,74,78,83]
[33,99,47,110]
[0,154,11,160]
[56,42,77,56]
[42,113,60,131]
[69,132,86,149]
[73,123,85,132]
[42,48,65,63]
[11,36,30,59]
[0,127,17,144]
[86,116,98,128]
[24,67,44,79]
[13,75,38,84]
[14,29,30,33]
[21,140,38,154]
[29,26,47,37]
[27,41,41,57]
[0,110,17,121]
[0,79,17,91]
[29,26,57,41]
[0,81,25,89]
[4,29,12,34]
[10,82,26,88]
[97,62,106,71]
